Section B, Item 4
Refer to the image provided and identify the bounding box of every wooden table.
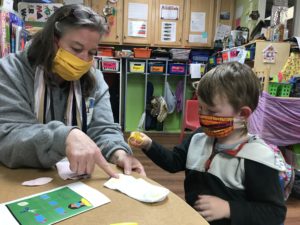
[0,165,209,225]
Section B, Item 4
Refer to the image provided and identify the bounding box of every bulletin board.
[254,41,291,78]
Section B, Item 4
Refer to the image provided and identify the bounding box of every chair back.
[179,99,200,143]
[185,100,200,128]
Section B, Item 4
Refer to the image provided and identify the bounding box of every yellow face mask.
[52,48,93,81]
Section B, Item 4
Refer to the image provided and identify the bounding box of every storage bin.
[129,61,145,73]
[98,47,114,57]
[101,59,119,72]
[268,82,280,96]
[148,62,165,74]
[168,63,186,75]
[190,50,209,62]
[278,83,292,97]
[169,49,191,61]
[133,48,152,58]
[268,82,292,97]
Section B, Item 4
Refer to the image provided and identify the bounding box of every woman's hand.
[110,149,146,176]
[65,129,118,178]
[194,195,230,222]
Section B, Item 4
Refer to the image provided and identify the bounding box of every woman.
[0,4,145,177]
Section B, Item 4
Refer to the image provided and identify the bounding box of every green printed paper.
[6,187,93,225]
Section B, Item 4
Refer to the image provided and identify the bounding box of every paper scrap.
[56,158,90,180]
[104,174,169,203]
[22,177,53,186]
[110,223,138,225]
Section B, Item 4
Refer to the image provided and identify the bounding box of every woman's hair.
[28,4,108,97]
[197,62,262,112]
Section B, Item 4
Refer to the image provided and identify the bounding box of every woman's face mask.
[199,114,246,138]
[52,47,93,81]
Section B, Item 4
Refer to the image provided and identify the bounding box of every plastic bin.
[190,50,209,62]
[129,61,145,73]
[168,63,186,75]
[169,49,191,61]
[268,82,292,97]
[268,82,280,96]
[98,47,114,57]
[101,59,119,72]
[133,48,152,58]
[148,62,165,74]
[278,83,292,97]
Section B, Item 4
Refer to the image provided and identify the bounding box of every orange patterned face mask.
[199,114,234,138]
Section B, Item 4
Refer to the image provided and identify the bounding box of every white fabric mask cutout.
[104,174,169,203]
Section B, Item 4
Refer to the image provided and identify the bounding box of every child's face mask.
[52,48,93,81]
[199,114,245,138]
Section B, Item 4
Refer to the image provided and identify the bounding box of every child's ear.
[239,106,252,119]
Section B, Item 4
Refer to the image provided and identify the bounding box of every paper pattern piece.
[0,182,110,225]
[104,174,169,203]
[56,158,90,180]
[128,3,148,20]
[22,177,53,186]
[161,22,176,42]
[190,12,205,32]
[160,4,179,20]
[128,21,147,37]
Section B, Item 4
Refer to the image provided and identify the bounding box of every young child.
[128,62,286,225]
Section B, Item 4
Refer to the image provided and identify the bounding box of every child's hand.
[193,195,230,222]
[128,131,152,150]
